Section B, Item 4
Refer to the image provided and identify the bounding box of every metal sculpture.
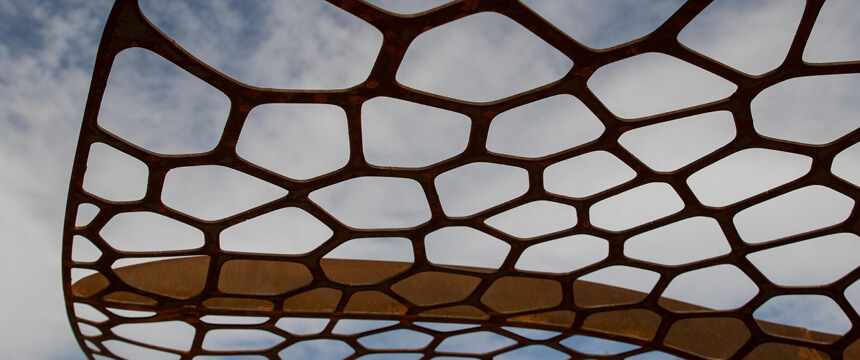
[64,0,859,359]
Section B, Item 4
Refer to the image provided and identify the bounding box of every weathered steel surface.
[64,0,859,359]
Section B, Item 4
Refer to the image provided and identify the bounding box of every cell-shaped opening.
[435,331,516,354]
[577,266,660,294]
[363,0,452,15]
[485,201,577,239]
[78,323,101,337]
[83,143,148,201]
[496,345,568,360]
[733,185,854,244]
[678,0,804,75]
[618,111,736,172]
[362,97,470,168]
[413,322,479,332]
[278,339,354,359]
[832,142,860,187]
[487,95,604,158]
[102,340,179,360]
[356,354,422,360]
[100,211,204,252]
[333,319,398,335]
[237,103,349,180]
[482,277,563,313]
[71,268,100,284]
[425,227,511,270]
[358,329,433,350]
[72,236,102,263]
[74,303,108,323]
[324,237,413,262]
[625,351,679,360]
[275,317,329,335]
[435,162,529,217]
[659,264,758,311]
[625,217,730,266]
[501,327,560,341]
[139,0,382,89]
[754,295,852,336]
[521,0,686,49]
[99,48,229,155]
[310,176,431,229]
[847,281,860,316]
[589,53,737,118]
[516,235,608,274]
[751,74,860,145]
[590,182,684,231]
[193,356,266,360]
[561,335,639,355]
[220,207,332,255]
[804,0,860,63]
[112,321,195,351]
[747,233,860,286]
[200,315,268,325]
[111,256,209,300]
[106,308,156,318]
[397,12,572,102]
[393,272,481,306]
[202,329,284,351]
[544,151,636,198]
[687,149,811,208]
[162,165,287,221]
[76,203,99,227]
[218,260,312,296]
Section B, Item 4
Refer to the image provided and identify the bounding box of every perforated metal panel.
[64,0,860,359]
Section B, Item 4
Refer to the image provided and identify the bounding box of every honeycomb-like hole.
[501,327,560,341]
[139,0,383,88]
[75,203,99,227]
[112,321,195,351]
[200,315,268,325]
[560,335,640,356]
[237,103,350,180]
[544,151,636,199]
[521,0,685,49]
[733,185,855,244]
[425,227,511,270]
[98,48,229,155]
[83,143,148,202]
[751,74,860,145]
[74,303,108,323]
[576,266,660,296]
[275,317,329,335]
[803,0,860,63]
[590,182,684,231]
[72,236,102,263]
[278,339,354,359]
[202,329,284,351]
[397,12,572,102]
[324,237,413,262]
[624,217,731,266]
[754,295,852,337]
[310,176,431,229]
[435,162,529,217]
[659,264,759,311]
[686,148,811,208]
[496,345,568,360]
[333,319,397,335]
[747,233,860,286]
[219,207,333,255]
[516,235,608,274]
[100,211,204,252]
[434,331,516,354]
[588,53,737,119]
[162,165,287,221]
[358,329,433,350]
[618,111,736,173]
[362,97,470,168]
[363,0,453,15]
[484,200,577,239]
[677,0,804,75]
[832,142,860,187]
[486,95,604,158]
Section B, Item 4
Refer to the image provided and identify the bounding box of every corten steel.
[63,0,860,359]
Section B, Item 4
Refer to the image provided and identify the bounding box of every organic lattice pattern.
[64,0,860,359]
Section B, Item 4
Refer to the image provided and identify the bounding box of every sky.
[1,0,859,359]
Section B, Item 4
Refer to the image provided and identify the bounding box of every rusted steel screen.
[64,0,859,359]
